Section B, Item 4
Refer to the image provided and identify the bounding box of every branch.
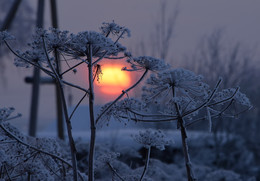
[60,60,87,76]
[69,92,88,122]
[4,40,54,77]
[119,115,178,123]
[183,79,222,118]
[128,109,178,118]
[207,87,240,107]
[62,80,89,94]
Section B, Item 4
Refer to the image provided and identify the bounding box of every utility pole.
[50,0,64,139]
[2,0,64,139]
[27,0,64,139]
[28,0,44,137]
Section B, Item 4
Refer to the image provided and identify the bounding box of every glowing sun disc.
[95,64,131,95]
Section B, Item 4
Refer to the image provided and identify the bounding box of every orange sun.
[95,64,131,95]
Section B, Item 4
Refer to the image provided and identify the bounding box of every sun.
[95,64,131,95]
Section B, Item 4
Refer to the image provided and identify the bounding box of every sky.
[1,0,260,133]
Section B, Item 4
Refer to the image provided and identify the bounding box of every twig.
[128,109,177,118]
[62,80,89,94]
[119,115,178,123]
[61,60,87,76]
[207,87,239,107]
[139,146,151,181]
[4,40,54,77]
[183,79,222,118]
[69,92,88,121]
[107,163,125,181]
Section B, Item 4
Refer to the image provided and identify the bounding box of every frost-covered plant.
[132,129,171,151]
[0,107,86,180]
[1,21,168,181]
[123,56,169,72]
[131,129,172,181]
[100,21,131,37]
[1,19,252,181]
[104,67,251,181]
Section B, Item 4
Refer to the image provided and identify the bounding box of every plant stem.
[139,146,151,181]
[88,44,96,181]
[42,37,78,181]
[107,163,125,181]
[57,82,79,181]
[172,86,196,181]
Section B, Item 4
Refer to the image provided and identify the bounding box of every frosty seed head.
[132,129,172,150]
[100,21,131,37]
[142,68,209,107]
[0,107,15,122]
[95,152,120,168]
[123,56,168,71]
[68,31,126,58]
[214,88,251,107]
[0,31,15,43]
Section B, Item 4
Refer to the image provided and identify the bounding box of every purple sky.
[1,0,260,133]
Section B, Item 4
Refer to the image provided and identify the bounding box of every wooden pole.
[50,0,64,140]
[28,0,44,137]
[0,0,22,31]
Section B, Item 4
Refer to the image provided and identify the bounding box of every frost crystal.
[0,107,15,122]
[123,56,168,71]
[132,129,172,150]
[214,88,251,107]
[100,21,131,37]
[0,31,15,43]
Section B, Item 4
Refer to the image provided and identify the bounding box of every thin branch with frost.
[119,115,178,123]
[182,78,222,117]
[62,80,89,94]
[4,40,54,77]
[128,109,178,118]
[69,92,88,122]
[139,146,151,181]
[60,59,87,76]
[208,87,240,107]
[107,163,125,181]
